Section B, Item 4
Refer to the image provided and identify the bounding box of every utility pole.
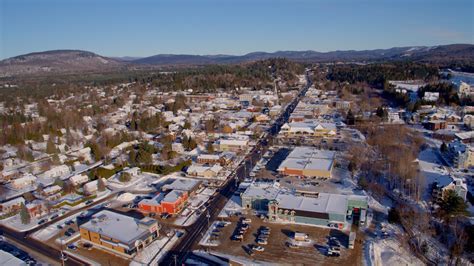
[60,242,67,266]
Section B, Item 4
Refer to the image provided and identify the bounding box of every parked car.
[252,245,265,252]
[56,224,63,229]
[64,231,72,237]
[256,239,267,245]
[287,242,299,248]
[50,214,59,220]
[37,219,47,225]
[65,220,74,225]
[327,249,340,257]
[85,200,93,205]
[242,218,251,223]
[67,244,77,250]
[83,243,93,250]
[231,235,243,242]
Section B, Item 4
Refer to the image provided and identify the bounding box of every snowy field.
[418,148,453,200]
[368,238,424,266]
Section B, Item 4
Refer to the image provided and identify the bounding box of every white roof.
[218,139,248,146]
[80,210,156,247]
[162,178,201,192]
[69,174,89,184]
[241,182,280,199]
[197,154,220,160]
[43,185,62,194]
[276,192,348,216]
[1,196,25,206]
[278,147,335,172]
[0,250,25,266]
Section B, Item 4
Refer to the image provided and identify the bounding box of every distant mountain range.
[1,44,473,77]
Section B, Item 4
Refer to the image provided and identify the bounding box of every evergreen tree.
[441,190,468,217]
[440,142,448,153]
[46,137,57,154]
[97,178,106,192]
[206,142,215,153]
[346,109,355,125]
[20,203,31,224]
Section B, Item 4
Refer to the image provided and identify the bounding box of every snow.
[32,211,83,241]
[418,148,453,200]
[116,192,136,202]
[198,221,227,247]
[218,195,242,218]
[369,238,424,266]
[130,229,183,265]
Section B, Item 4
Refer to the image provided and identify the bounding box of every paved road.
[160,74,312,265]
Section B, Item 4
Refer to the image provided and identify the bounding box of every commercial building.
[277,147,335,179]
[79,210,159,257]
[138,190,188,215]
[186,164,223,179]
[161,178,201,195]
[215,139,249,152]
[241,182,368,228]
[280,122,337,138]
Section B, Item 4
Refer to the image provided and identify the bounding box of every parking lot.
[203,215,364,265]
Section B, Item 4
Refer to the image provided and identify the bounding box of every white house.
[11,174,37,189]
[83,178,106,195]
[69,174,89,186]
[0,197,25,213]
[42,165,70,179]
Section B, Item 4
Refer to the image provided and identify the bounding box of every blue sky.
[1,0,473,59]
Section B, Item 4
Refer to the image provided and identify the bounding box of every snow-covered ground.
[107,172,156,191]
[218,195,242,218]
[364,195,423,266]
[418,148,452,201]
[368,238,423,266]
[131,230,183,265]
[198,221,231,247]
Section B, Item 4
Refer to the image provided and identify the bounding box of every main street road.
[160,74,312,265]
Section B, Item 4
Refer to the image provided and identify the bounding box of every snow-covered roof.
[162,178,201,192]
[80,210,157,247]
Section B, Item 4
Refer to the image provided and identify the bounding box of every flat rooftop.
[80,210,156,247]
[276,192,348,216]
[162,178,201,192]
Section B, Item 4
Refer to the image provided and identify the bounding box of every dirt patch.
[202,215,364,265]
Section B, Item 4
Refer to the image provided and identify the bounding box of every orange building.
[138,190,188,215]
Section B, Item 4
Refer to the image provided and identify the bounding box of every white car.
[257,239,267,245]
[252,245,265,252]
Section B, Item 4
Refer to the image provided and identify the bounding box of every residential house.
[69,174,89,186]
[0,197,25,214]
[11,174,37,189]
